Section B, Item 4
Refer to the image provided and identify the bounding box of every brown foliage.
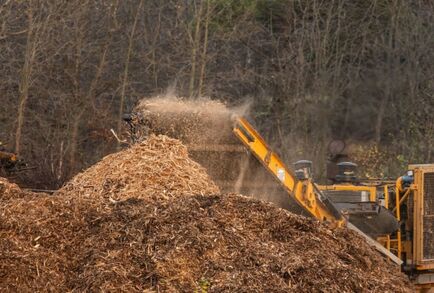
[0,0,432,187]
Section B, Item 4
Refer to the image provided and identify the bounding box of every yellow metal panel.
[411,165,434,268]
[414,169,424,264]
[417,263,434,270]
[233,120,296,190]
[233,117,344,227]
[318,185,376,201]
[395,184,402,260]
[384,185,389,209]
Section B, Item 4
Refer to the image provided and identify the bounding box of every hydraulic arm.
[233,117,344,227]
[233,117,402,265]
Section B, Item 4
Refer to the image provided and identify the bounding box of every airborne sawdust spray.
[130,95,299,210]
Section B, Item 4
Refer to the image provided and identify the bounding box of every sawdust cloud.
[136,94,251,121]
[128,95,298,210]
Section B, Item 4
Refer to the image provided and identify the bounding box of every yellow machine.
[0,151,17,163]
[317,163,434,289]
[233,117,434,289]
[233,117,344,227]
[0,141,28,175]
[0,145,18,174]
[232,117,402,264]
[125,106,432,289]
[399,165,434,289]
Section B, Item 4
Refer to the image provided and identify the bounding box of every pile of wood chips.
[58,134,220,201]
[0,135,412,292]
[0,177,31,200]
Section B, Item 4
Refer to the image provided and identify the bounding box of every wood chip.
[0,135,412,292]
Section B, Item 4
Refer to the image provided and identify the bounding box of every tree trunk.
[188,0,204,97]
[15,5,36,155]
[374,95,388,143]
[198,0,210,96]
[117,0,144,148]
[69,2,114,171]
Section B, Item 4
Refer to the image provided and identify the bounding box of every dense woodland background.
[0,0,433,189]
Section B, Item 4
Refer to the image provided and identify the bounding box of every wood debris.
[58,134,220,201]
[0,177,30,200]
[0,135,412,292]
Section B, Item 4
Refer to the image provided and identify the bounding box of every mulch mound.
[0,135,412,292]
[58,134,220,201]
[0,177,29,200]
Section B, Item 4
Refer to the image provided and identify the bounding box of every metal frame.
[233,117,344,226]
[409,165,434,270]
[232,117,402,264]
[318,184,377,202]
[232,117,433,286]
[320,184,396,252]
